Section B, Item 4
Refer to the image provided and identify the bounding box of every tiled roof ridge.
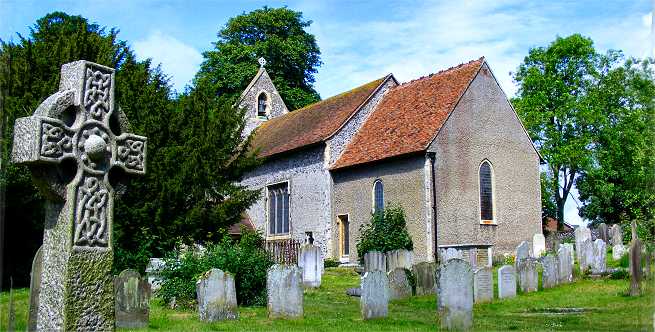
[395,56,485,89]
[291,75,388,113]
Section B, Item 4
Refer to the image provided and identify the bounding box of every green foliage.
[158,230,274,308]
[609,269,629,280]
[324,258,340,268]
[195,6,321,110]
[356,204,413,263]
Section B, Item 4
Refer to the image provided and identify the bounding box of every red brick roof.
[251,76,389,158]
[332,58,484,169]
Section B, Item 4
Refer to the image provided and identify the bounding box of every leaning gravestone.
[386,249,413,271]
[532,234,546,258]
[388,268,412,300]
[515,241,530,264]
[557,246,573,284]
[412,262,436,295]
[364,251,386,272]
[517,258,538,293]
[28,246,43,332]
[115,269,151,328]
[598,223,609,243]
[575,226,591,262]
[541,255,559,289]
[629,221,642,296]
[11,61,147,331]
[196,268,237,321]
[298,244,322,288]
[360,271,390,319]
[267,264,303,318]
[497,265,516,299]
[591,239,607,274]
[610,224,623,246]
[437,259,473,331]
[473,267,493,303]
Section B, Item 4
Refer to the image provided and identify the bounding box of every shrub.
[324,258,341,268]
[158,229,274,308]
[356,204,413,263]
[609,268,629,280]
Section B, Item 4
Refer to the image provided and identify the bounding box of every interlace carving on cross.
[11,61,147,248]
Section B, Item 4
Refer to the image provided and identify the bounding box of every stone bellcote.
[238,60,289,136]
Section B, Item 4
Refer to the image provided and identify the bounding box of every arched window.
[257,93,268,117]
[373,179,384,215]
[479,160,494,222]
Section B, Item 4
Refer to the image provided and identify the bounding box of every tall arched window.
[257,93,268,117]
[479,160,494,222]
[373,179,384,215]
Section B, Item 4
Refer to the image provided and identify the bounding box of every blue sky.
[2,0,654,225]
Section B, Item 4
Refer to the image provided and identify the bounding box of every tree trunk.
[556,197,566,226]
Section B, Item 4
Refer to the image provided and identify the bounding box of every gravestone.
[629,221,642,296]
[591,239,606,274]
[557,246,573,284]
[497,265,517,299]
[579,238,594,272]
[517,258,538,293]
[11,60,147,331]
[541,255,559,289]
[267,264,303,318]
[145,258,165,293]
[560,243,575,263]
[473,267,493,303]
[412,262,436,295]
[364,251,386,272]
[360,271,389,319]
[386,249,413,271]
[436,259,473,331]
[115,269,151,328]
[388,268,412,300]
[610,224,623,246]
[575,226,591,262]
[613,244,627,260]
[532,234,546,258]
[598,223,608,243]
[298,244,322,288]
[443,248,463,262]
[28,246,43,332]
[196,268,237,321]
[515,241,530,264]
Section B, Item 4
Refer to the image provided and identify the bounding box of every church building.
[239,57,542,264]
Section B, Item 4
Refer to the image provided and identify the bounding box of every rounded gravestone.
[437,258,473,331]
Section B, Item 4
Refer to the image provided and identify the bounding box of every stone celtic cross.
[12,61,147,331]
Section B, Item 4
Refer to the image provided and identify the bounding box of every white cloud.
[133,30,203,92]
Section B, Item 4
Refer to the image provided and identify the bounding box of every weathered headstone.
[267,264,303,318]
[360,271,389,319]
[437,259,473,331]
[115,269,151,328]
[541,255,559,289]
[412,262,436,295]
[579,238,594,272]
[386,249,413,271]
[11,60,147,331]
[364,251,386,272]
[473,267,493,303]
[517,258,538,293]
[388,268,412,300]
[515,241,530,264]
[598,223,608,243]
[629,221,642,296]
[557,246,573,284]
[591,239,606,274]
[613,244,627,260]
[442,247,463,262]
[196,268,237,321]
[560,243,574,263]
[497,265,517,299]
[610,224,623,246]
[532,233,546,258]
[298,244,322,288]
[145,258,165,293]
[575,226,591,262]
[28,246,43,332]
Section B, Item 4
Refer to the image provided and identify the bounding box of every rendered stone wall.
[241,146,332,257]
[427,63,542,255]
[331,155,428,263]
[239,69,289,136]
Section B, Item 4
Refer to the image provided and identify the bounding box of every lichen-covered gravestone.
[629,221,642,296]
[517,258,538,293]
[298,244,322,288]
[532,234,546,258]
[557,246,573,284]
[579,238,594,272]
[437,258,473,331]
[386,249,413,271]
[11,61,147,331]
[497,265,516,299]
[541,255,559,289]
[473,267,493,303]
[591,239,606,274]
[560,243,574,263]
[515,241,530,265]
[412,262,436,295]
[196,268,237,321]
[598,223,608,243]
[575,226,591,262]
[115,269,151,328]
[267,264,303,318]
[360,271,389,320]
[364,251,386,272]
[610,224,623,246]
[387,268,412,300]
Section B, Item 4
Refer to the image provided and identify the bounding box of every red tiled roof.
[332,58,484,169]
[251,76,389,158]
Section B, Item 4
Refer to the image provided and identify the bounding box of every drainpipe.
[428,152,438,264]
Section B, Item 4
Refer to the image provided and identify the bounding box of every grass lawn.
[1,267,653,331]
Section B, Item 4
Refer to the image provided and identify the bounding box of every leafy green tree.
[195,6,321,110]
[356,204,413,264]
[512,34,609,225]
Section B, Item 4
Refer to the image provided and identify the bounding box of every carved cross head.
[11,61,147,249]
